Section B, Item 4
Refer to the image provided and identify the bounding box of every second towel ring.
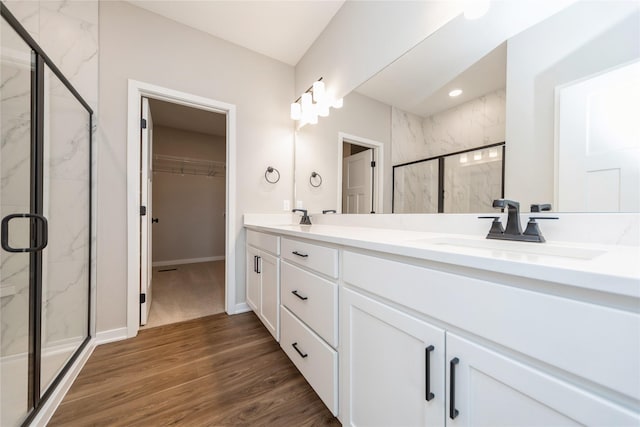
[310,171,322,188]
[265,166,280,184]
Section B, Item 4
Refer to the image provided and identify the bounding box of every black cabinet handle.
[291,290,308,301]
[450,357,460,419]
[256,256,261,274]
[152,218,159,223]
[292,342,308,358]
[253,255,257,273]
[425,345,434,401]
[1,213,48,253]
[292,251,308,258]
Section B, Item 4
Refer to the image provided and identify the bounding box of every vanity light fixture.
[463,0,490,20]
[449,89,463,97]
[290,77,343,125]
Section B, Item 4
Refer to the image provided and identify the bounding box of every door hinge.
[140,293,146,304]
[371,161,376,167]
[141,118,147,129]
[140,206,146,216]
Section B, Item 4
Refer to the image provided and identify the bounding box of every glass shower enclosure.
[1,5,92,426]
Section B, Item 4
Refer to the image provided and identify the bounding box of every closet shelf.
[153,154,225,177]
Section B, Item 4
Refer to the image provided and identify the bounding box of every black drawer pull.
[292,342,308,358]
[425,345,434,401]
[256,256,261,274]
[450,357,459,419]
[291,290,308,301]
[292,251,308,258]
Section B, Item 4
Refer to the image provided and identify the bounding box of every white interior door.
[342,149,373,214]
[140,97,153,325]
[557,60,640,212]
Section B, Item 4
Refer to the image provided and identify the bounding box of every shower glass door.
[1,4,92,425]
[0,18,35,426]
[39,64,91,397]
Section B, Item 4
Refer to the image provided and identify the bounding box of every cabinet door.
[445,333,639,426]
[260,251,279,341]
[246,246,261,312]
[341,288,445,426]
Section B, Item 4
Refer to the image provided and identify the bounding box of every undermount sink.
[407,236,607,261]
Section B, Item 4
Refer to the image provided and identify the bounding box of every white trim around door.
[126,79,238,339]
[336,132,385,214]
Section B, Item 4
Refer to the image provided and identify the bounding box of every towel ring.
[265,166,280,184]
[310,171,322,188]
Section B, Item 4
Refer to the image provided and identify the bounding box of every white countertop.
[245,223,640,299]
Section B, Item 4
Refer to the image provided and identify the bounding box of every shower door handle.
[1,213,48,253]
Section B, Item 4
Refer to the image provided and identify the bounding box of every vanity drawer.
[343,250,640,401]
[247,229,279,255]
[281,306,338,415]
[281,238,338,278]
[281,261,338,347]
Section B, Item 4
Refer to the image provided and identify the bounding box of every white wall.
[295,91,391,214]
[505,1,640,210]
[152,126,226,264]
[97,1,294,332]
[295,1,461,100]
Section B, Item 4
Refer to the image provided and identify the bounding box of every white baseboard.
[95,327,128,345]
[233,302,251,314]
[30,339,96,427]
[152,256,225,267]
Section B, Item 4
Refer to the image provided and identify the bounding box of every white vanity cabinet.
[246,230,280,341]
[341,287,446,426]
[341,250,640,426]
[279,237,339,415]
[445,332,637,426]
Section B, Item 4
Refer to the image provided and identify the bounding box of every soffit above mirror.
[356,0,574,117]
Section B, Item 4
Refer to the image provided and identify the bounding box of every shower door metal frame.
[1,4,93,425]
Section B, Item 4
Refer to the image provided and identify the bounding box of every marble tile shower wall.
[1,0,98,357]
[392,89,506,212]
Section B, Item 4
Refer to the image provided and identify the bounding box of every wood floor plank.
[49,312,340,426]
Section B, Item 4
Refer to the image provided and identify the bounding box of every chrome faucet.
[479,199,558,243]
[292,209,312,225]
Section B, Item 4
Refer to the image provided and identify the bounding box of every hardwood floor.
[49,312,340,426]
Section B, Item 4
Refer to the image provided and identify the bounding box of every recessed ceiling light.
[449,89,463,97]
[463,1,490,20]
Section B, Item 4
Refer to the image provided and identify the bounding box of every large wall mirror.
[293,1,640,214]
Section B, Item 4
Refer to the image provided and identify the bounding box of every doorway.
[139,98,227,329]
[126,80,237,339]
[337,133,384,214]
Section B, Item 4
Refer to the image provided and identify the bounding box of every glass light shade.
[489,148,498,158]
[301,92,312,108]
[459,154,468,163]
[473,152,482,161]
[313,80,325,103]
[332,97,343,108]
[318,103,330,117]
[290,102,301,120]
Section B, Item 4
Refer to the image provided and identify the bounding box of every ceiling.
[127,0,345,66]
[148,98,227,136]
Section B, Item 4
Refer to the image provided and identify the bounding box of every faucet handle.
[523,216,559,242]
[478,216,505,235]
[530,204,552,212]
